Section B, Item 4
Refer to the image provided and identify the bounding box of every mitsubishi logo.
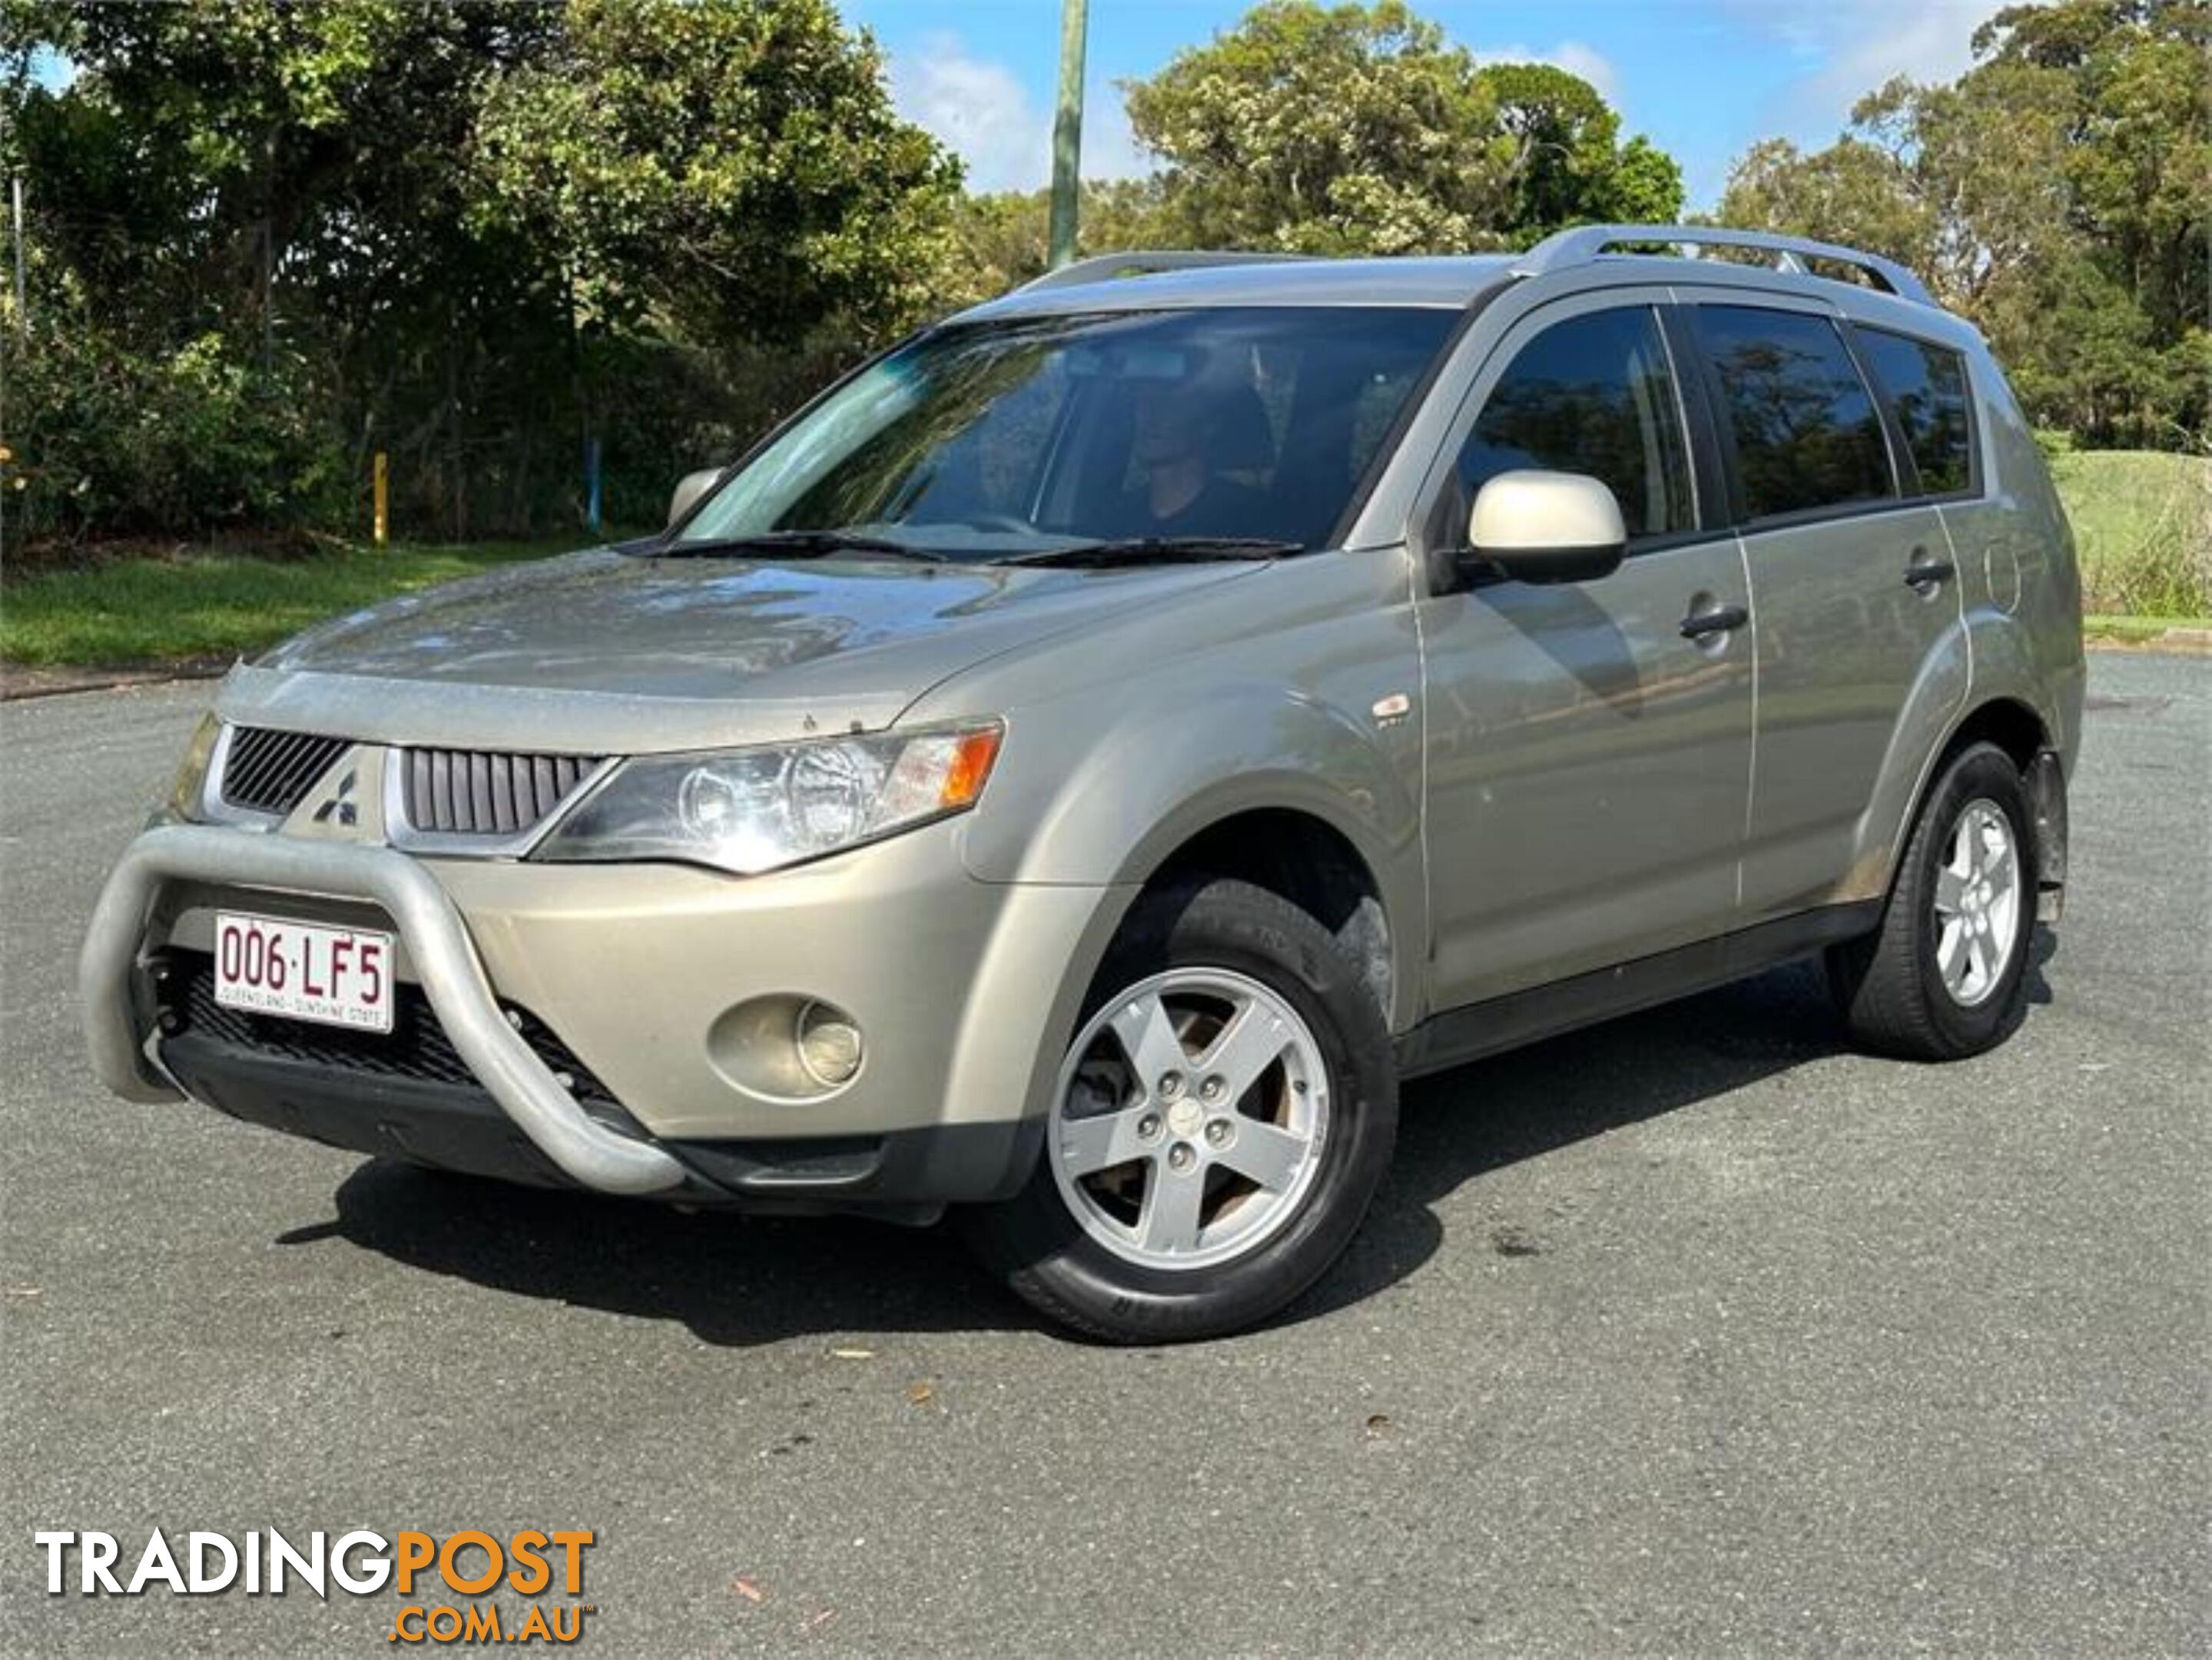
[310,769,360,828]
[290,745,382,842]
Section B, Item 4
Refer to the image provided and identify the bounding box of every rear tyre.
[1827,742,2038,1061]
[963,878,1398,1343]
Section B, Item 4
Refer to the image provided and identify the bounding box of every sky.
[849,0,2014,208]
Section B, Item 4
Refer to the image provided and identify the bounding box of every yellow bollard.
[373,451,388,547]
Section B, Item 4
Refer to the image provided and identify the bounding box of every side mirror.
[1463,470,1627,586]
[667,467,723,530]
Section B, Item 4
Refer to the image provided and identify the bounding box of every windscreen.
[677,307,1457,558]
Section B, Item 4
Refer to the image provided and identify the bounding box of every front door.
[1414,294,1756,1011]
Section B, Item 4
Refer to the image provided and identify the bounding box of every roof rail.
[1511,224,1936,307]
[1017,250,1313,294]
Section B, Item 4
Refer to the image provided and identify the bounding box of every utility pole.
[1046,0,1088,270]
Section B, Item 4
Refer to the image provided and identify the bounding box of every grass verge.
[2048,449,2209,617]
[2081,613,2212,646]
[0,538,592,668]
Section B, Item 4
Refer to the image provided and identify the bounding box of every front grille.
[400,748,602,838]
[159,949,620,1108]
[219,727,350,817]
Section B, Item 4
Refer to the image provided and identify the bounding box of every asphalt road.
[2,655,2206,1657]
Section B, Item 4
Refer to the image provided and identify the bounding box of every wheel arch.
[965,679,1425,1033]
[1876,692,2059,915]
[945,796,1409,1210]
[1933,696,2049,775]
[1133,805,1399,1028]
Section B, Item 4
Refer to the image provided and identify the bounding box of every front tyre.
[965,878,1398,1343]
[1828,742,2040,1060]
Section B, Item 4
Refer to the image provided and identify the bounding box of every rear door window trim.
[1682,297,1910,534]
[1846,321,1986,506]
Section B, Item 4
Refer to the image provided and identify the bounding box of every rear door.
[1413,290,1755,1010]
[1680,297,1967,921]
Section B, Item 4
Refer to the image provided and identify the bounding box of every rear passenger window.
[1854,327,1975,496]
[1458,307,1694,543]
[1695,306,1895,520]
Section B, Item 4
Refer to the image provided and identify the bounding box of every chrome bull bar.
[80,824,688,1197]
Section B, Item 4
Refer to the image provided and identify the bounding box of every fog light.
[794,1000,864,1088]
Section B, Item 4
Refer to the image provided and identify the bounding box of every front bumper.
[84,822,1126,1209]
[85,825,689,1194]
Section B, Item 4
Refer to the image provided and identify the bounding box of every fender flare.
[973,682,1426,1033]
[1864,607,2059,908]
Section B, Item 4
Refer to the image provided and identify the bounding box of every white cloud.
[1729,0,2009,140]
[887,32,1152,195]
[887,32,1040,194]
[1475,41,1625,109]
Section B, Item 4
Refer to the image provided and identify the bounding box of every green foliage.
[9,311,346,537]
[469,0,961,350]
[942,180,1173,304]
[1592,136,1686,227]
[1719,0,2208,447]
[1121,0,1679,255]
[1713,136,1938,271]
[584,330,867,528]
[2049,447,2211,617]
[1480,63,1682,236]
[0,0,957,544]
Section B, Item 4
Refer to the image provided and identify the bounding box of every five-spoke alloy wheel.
[1829,741,2041,1060]
[966,878,1398,1343]
[1050,968,1330,1270]
[1930,798,2023,1008]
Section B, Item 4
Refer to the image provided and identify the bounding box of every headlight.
[160,714,223,823]
[536,721,1003,876]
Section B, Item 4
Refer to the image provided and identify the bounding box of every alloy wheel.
[1049,968,1330,1270]
[1932,797,2022,1008]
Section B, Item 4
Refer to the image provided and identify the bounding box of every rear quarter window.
[1852,327,1977,496]
[1693,306,1896,521]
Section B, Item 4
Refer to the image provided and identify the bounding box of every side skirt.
[1393,901,1882,1080]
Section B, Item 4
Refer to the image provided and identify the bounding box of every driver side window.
[1453,307,1696,544]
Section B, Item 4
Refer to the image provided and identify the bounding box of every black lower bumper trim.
[156,1034,1039,1213]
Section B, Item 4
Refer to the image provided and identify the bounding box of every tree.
[1713,136,1936,274]
[0,0,966,540]
[470,0,961,354]
[1479,63,1683,236]
[2,1,557,534]
[1592,136,1689,227]
[3,2,555,349]
[1718,0,2207,446]
[1122,0,1680,255]
[945,179,1170,305]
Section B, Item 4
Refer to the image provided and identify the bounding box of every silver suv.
[85,227,2084,1341]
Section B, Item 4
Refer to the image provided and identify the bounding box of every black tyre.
[963,878,1398,1343]
[1827,742,2039,1060]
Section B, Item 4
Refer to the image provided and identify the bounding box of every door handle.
[1904,552,1955,589]
[1679,603,1749,640]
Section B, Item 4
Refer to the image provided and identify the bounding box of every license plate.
[214,911,394,1034]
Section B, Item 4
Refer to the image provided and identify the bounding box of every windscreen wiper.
[655,530,948,562]
[999,536,1304,569]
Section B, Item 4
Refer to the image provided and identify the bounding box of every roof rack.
[1017,250,1313,294]
[1511,224,1936,307]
